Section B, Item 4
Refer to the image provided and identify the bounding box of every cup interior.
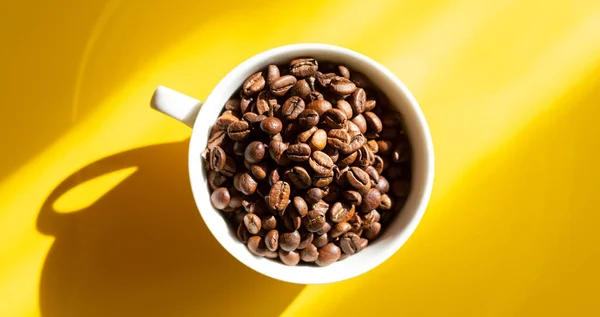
[188,44,434,284]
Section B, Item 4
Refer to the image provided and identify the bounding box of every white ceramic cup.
[150,43,434,284]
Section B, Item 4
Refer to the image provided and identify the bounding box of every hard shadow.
[36,139,303,317]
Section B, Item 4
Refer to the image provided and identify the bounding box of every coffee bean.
[312,200,330,214]
[364,111,383,133]
[237,223,250,243]
[356,146,375,167]
[243,72,265,96]
[327,128,351,152]
[373,156,385,175]
[247,236,266,256]
[331,221,352,238]
[392,179,410,197]
[362,210,381,227]
[349,213,363,234]
[290,79,311,100]
[304,210,326,232]
[340,232,362,255]
[244,141,266,164]
[240,96,253,114]
[279,249,300,266]
[286,143,311,162]
[336,100,353,119]
[363,166,380,183]
[338,65,350,79]
[337,151,358,168]
[267,181,291,213]
[342,190,362,206]
[262,215,277,231]
[308,99,332,116]
[351,114,367,134]
[316,243,341,266]
[297,231,314,249]
[270,75,297,96]
[329,202,355,223]
[208,170,228,190]
[268,140,290,165]
[316,72,336,87]
[298,109,320,129]
[366,139,379,153]
[344,167,371,194]
[380,194,392,210]
[207,130,227,150]
[317,221,332,235]
[210,187,230,210]
[305,188,324,205]
[293,196,308,217]
[362,188,381,212]
[215,113,239,131]
[260,117,283,135]
[375,175,390,193]
[350,88,366,114]
[312,169,334,187]
[242,112,264,126]
[249,161,268,181]
[364,222,381,240]
[209,146,226,171]
[264,229,278,251]
[323,146,339,163]
[290,57,318,77]
[323,108,347,128]
[313,233,328,248]
[365,99,377,111]
[298,126,317,143]
[281,96,305,121]
[237,172,258,195]
[309,151,334,175]
[330,76,356,96]
[300,244,319,262]
[343,133,367,155]
[267,64,280,85]
[256,91,270,115]
[226,120,251,141]
[279,230,301,251]
[244,213,262,234]
[288,166,312,189]
[225,98,241,112]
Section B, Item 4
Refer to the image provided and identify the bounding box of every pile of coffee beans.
[203,57,411,266]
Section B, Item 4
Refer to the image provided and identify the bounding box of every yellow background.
[1,0,600,316]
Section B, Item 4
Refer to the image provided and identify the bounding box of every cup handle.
[151,86,202,128]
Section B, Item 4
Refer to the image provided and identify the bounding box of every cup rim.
[187,43,434,284]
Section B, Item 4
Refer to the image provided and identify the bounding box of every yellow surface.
[1,0,600,316]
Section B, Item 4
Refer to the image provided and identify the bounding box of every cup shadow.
[36,139,304,317]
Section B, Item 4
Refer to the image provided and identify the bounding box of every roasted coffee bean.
[268,140,290,165]
[317,221,332,235]
[344,166,372,194]
[343,190,362,206]
[267,181,291,213]
[256,91,270,115]
[336,100,353,119]
[313,233,328,248]
[340,232,361,255]
[338,65,350,79]
[364,111,383,133]
[392,179,410,197]
[305,129,325,151]
[298,126,318,143]
[308,99,332,116]
[279,230,301,251]
[380,194,392,210]
[329,202,355,223]
[227,120,251,141]
[262,215,277,231]
[343,133,367,155]
[362,188,381,212]
[270,75,297,96]
[316,243,341,266]
[215,113,239,131]
[244,141,266,164]
[298,109,320,129]
[260,117,283,135]
[267,64,280,85]
[279,250,300,266]
[330,76,356,96]
[316,72,336,87]
[365,99,377,111]
[337,151,358,168]
[331,221,352,238]
[244,213,262,234]
[247,236,266,256]
[243,72,265,96]
[363,166,380,182]
[323,108,347,128]
[208,170,228,190]
[300,244,319,262]
[364,222,381,240]
[356,146,375,167]
[288,166,312,189]
[290,57,318,77]
[297,231,314,249]
[249,161,268,180]
[282,96,305,121]
[309,151,334,175]
[264,229,279,251]
[327,128,351,151]
[290,79,311,100]
[366,139,379,153]
[305,188,324,205]
[237,223,250,243]
[351,114,367,134]
[207,130,227,150]
[307,91,324,102]
[209,146,227,171]
[284,208,302,231]
[293,196,308,217]
[362,210,381,227]
[375,175,390,193]
[312,200,330,214]
[349,213,363,234]
[286,143,311,161]
[236,172,257,195]
[304,210,327,232]
[225,98,241,112]
[242,112,265,125]
[210,187,230,210]
[312,169,334,187]
[322,146,339,163]
[350,88,366,114]
[240,96,253,114]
